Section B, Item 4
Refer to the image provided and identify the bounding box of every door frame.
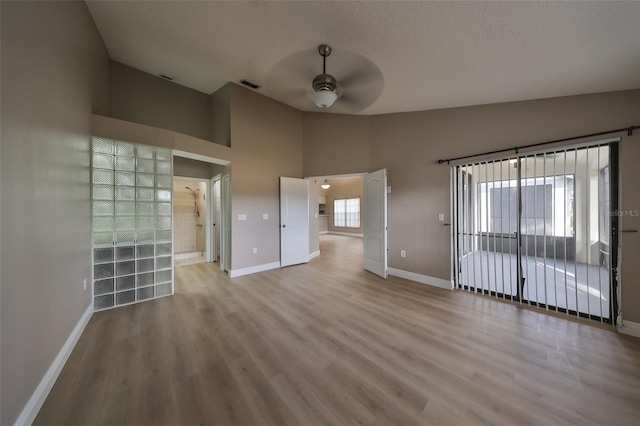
[172,150,231,271]
[209,174,221,263]
[221,174,231,272]
[305,171,387,277]
[173,175,210,261]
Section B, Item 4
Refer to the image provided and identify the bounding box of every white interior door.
[221,174,231,272]
[208,176,221,263]
[280,177,309,267]
[364,169,388,278]
[213,177,221,262]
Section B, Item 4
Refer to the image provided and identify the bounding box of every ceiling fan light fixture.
[312,89,338,109]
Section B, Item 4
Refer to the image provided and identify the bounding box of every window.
[334,198,360,228]
[479,175,574,237]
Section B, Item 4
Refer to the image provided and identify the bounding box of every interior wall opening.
[174,178,207,266]
[173,152,231,275]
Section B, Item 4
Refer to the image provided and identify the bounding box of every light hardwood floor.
[35,235,640,425]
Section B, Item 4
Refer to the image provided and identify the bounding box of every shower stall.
[174,179,207,264]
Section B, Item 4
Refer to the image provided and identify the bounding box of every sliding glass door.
[453,141,618,323]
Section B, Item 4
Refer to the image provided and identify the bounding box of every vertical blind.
[453,141,618,323]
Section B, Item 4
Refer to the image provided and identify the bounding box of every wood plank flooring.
[35,235,640,425]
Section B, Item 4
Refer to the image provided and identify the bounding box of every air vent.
[159,74,174,81]
[240,79,260,90]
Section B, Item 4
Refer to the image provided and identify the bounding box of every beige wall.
[110,61,214,142]
[303,113,372,177]
[324,177,365,235]
[0,1,110,424]
[174,156,214,180]
[229,85,303,270]
[211,84,231,147]
[304,90,640,323]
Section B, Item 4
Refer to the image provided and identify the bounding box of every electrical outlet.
[253,248,258,254]
[83,278,87,291]
[400,250,406,258]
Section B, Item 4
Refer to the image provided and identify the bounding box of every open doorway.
[174,178,207,266]
[308,170,388,278]
[316,176,365,238]
[173,152,230,274]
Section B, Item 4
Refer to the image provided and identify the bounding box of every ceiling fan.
[265,44,384,114]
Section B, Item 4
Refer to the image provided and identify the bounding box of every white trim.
[173,149,230,166]
[328,231,364,238]
[619,320,640,338]
[319,231,329,235]
[388,268,454,290]
[309,250,321,259]
[14,304,93,426]
[229,261,281,278]
[172,175,209,183]
[305,172,367,180]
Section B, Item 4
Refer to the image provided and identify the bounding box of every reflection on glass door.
[453,142,618,323]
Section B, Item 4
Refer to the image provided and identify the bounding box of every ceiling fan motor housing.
[312,73,337,92]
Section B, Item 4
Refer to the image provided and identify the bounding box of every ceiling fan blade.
[265,49,317,107]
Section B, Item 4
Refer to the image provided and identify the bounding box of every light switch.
[387,186,392,193]
[438,213,445,222]
[263,213,269,220]
[238,214,247,221]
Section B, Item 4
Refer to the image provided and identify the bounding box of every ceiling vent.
[240,79,260,90]
[158,74,174,81]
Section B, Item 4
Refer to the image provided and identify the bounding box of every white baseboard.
[327,231,364,238]
[309,250,321,260]
[15,304,93,426]
[619,320,640,338]
[319,231,329,235]
[388,268,454,290]
[229,261,281,278]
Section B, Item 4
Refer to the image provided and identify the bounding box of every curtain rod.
[437,125,639,165]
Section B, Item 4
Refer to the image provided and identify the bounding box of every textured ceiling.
[86,1,640,115]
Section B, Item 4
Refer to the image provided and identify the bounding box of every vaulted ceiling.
[86,1,640,115]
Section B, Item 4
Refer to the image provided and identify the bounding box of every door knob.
[282,224,287,228]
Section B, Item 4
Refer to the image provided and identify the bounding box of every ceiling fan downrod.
[311,44,338,108]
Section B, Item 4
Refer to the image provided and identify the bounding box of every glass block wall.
[91,137,173,310]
